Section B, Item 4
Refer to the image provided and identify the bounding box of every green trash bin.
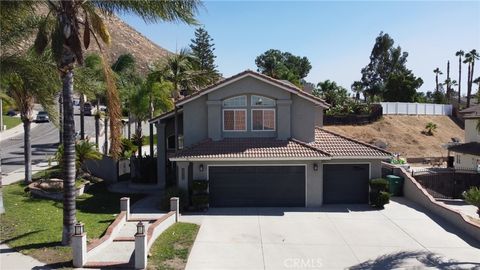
[386,175,404,196]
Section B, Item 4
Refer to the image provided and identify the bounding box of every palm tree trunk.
[80,94,85,140]
[458,56,462,103]
[467,64,472,108]
[435,74,439,93]
[61,69,76,246]
[23,119,32,184]
[446,61,450,100]
[95,114,100,150]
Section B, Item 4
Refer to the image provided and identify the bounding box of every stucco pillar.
[277,100,292,140]
[72,225,87,268]
[170,197,180,222]
[156,123,166,189]
[134,223,147,269]
[207,100,222,141]
[120,197,130,221]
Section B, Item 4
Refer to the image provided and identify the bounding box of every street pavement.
[0,106,97,175]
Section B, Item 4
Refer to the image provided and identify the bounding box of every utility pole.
[104,116,108,154]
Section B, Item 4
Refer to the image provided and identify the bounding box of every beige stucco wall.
[464,119,479,143]
[178,159,383,207]
[453,152,479,170]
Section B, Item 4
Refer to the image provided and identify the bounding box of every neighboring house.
[449,105,480,170]
[149,70,391,207]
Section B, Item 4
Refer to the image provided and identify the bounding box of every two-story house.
[149,70,391,207]
[449,105,480,170]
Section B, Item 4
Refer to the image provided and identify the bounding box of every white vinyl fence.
[379,102,452,116]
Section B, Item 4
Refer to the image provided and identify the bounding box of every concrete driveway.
[182,198,480,270]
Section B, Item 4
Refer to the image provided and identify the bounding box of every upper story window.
[252,109,275,131]
[251,95,275,107]
[223,95,247,107]
[223,109,246,131]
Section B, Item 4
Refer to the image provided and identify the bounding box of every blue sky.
[120,1,480,94]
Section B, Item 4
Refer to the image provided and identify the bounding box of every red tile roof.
[171,128,391,161]
[310,128,391,157]
[171,137,330,160]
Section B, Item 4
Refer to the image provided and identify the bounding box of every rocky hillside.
[16,10,170,73]
[324,115,465,159]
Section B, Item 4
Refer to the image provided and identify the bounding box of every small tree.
[424,122,437,136]
[463,187,480,217]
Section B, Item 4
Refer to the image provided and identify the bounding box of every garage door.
[209,166,305,207]
[323,164,369,204]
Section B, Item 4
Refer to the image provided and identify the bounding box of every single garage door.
[323,164,369,204]
[209,166,305,207]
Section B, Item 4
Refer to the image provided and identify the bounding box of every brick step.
[127,217,157,222]
[84,261,132,269]
[113,236,135,242]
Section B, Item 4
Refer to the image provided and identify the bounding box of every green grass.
[148,222,200,270]
[3,116,21,129]
[0,181,145,266]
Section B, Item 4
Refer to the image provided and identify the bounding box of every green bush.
[191,194,209,206]
[463,187,480,217]
[192,180,208,192]
[159,187,188,212]
[120,137,138,158]
[372,191,390,208]
[369,178,388,191]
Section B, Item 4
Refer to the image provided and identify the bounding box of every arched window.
[251,95,275,107]
[223,95,247,107]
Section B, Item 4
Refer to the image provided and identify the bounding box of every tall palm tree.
[351,81,364,102]
[32,0,200,245]
[455,50,465,103]
[464,50,479,107]
[433,68,443,93]
[446,61,451,100]
[474,77,480,104]
[2,51,59,184]
[154,48,209,151]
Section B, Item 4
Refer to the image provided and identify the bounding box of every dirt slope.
[324,116,465,158]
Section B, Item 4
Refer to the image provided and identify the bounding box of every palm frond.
[92,0,201,24]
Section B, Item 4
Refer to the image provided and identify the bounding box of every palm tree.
[2,51,59,184]
[154,48,209,151]
[433,68,443,93]
[32,0,200,245]
[464,50,479,107]
[351,81,364,102]
[455,50,465,103]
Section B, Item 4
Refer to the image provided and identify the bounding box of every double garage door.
[208,164,369,207]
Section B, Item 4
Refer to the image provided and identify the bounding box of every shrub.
[369,178,388,191]
[159,187,188,211]
[463,187,480,217]
[120,137,137,159]
[424,122,437,136]
[191,194,209,206]
[372,191,390,208]
[192,180,208,192]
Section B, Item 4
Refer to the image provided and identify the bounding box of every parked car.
[6,110,18,116]
[35,111,50,123]
[84,102,93,116]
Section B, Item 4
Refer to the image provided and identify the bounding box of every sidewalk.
[0,244,48,270]
[2,161,57,186]
[0,110,40,142]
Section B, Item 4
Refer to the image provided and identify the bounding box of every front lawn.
[3,116,21,129]
[148,222,200,270]
[0,181,144,266]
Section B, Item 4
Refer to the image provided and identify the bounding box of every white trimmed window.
[223,95,246,107]
[223,109,246,131]
[252,109,275,131]
[251,95,275,106]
